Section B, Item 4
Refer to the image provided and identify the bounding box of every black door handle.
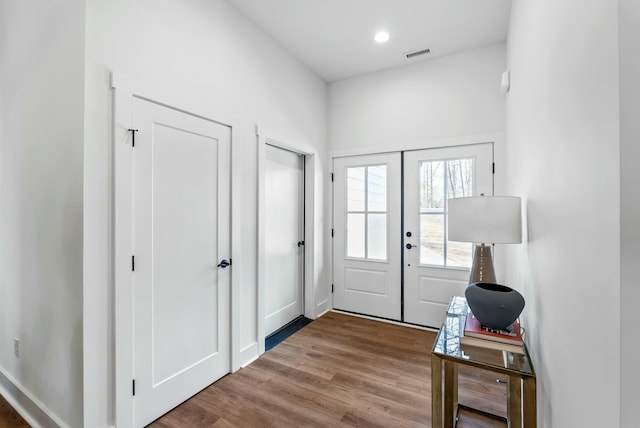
[406,243,416,250]
[217,259,231,268]
[297,241,305,247]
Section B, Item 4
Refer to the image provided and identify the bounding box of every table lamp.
[448,195,524,330]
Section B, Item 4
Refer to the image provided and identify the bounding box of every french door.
[404,145,493,326]
[332,153,402,320]
[332,144,493,327]
[132,97,231,426]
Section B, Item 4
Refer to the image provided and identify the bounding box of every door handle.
[297,241,305,247]
[406,243,416,250]
[217,259,231,268]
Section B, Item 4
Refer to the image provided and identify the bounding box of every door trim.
[112,73,236,428]
[328,133,504,159]
[257,126,316,355]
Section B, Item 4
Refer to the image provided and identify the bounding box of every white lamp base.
[469,244,496,284]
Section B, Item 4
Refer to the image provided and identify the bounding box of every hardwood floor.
[0,395,29,428]
[150,311,507,427]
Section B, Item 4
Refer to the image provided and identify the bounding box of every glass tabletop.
[432,296,535,377]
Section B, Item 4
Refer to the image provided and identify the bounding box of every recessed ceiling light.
[374,31,390,43]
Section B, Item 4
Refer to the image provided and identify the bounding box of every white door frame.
[112,72,238,428]
[257,126,316,355]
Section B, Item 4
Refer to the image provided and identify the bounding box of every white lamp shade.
[448,196,522,244]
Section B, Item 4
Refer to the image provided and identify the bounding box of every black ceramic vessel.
[465,282,525,330]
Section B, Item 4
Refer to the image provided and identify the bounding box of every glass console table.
[431,296,536,427]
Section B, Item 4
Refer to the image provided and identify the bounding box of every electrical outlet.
[14,338,19,358]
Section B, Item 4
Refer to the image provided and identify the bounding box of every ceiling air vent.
[405,48,431,59]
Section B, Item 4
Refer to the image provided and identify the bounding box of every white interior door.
[132,98,231,427]
[404,144,493,327]
[333,153,401,320]
[264,144,304,336]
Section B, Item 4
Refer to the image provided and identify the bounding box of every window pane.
[347,213,365,258]
[444,157,473,267]
[446,158,474,199]
[347,167,365,211]
[447,240,472,268]
[420,214,444,266]
[367,213,387,260]
[419,161,445,212]
[367,165,387,212]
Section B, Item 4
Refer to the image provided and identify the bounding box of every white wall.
[83,0,328,426]
[0,0,85,427]
[505,1,620,426]
[328,43,506,153]
[620,0,640,426]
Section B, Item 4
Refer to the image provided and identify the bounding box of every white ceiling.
[226,0,512,82]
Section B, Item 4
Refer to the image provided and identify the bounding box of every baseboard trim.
[234,341,259,372]
[315,299,329,317]
[315,307,330,318]
[240,354,260,369]
[0,366,66,428]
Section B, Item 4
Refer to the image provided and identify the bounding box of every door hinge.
[331,284,334,293]
[330,173,334,182]
[331,228,334,238]
[131,255,135,271]
[492,162,495,174]
[128,128,139,147]
[132,379,135,396]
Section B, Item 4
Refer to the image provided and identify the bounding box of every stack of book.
[461,311,524,354]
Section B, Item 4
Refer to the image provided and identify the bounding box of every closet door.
[264,144,305,335]
[132,97,231,426]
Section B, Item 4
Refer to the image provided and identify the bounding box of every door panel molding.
[344,267,388,295]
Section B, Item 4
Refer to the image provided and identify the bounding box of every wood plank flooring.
[150,311,507,428]
[0,395,29,428]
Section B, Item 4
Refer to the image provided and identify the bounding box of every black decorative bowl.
[465,282,525,330]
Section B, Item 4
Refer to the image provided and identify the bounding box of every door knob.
[406,243,416,250]
[217,259,231,268]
